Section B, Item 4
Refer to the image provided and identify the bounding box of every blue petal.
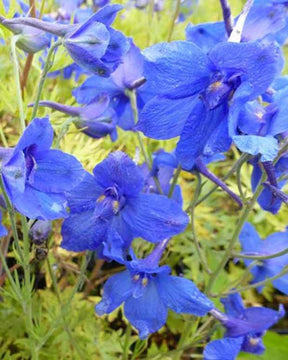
[239,222,263,265]
[204,337,243,360]
[269,87,288,136]
[124,278,168,339]
[101,28,129,66]
[93,151,144,197]
[176,101,228,169]
[241,335,265,355]
[14,117,53,153]
[209,41,284,101]
[157,275,213,315]
[92,4,123,26]
[232,135,279,162]
[61,210,107,251]
[12,184,68,220]
[73,75,120,104]
[29,149,84,193]
[224,306,284,337]
[0,211,7,238]
[143,41,211,97]
[221,293,245,318]
[95,270,133,314]
[137,95,197,139]
[272,273,288,295]
[122,193,189,243]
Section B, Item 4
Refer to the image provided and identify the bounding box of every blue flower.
[0,117,84,220]
[206,293,284,359]
[136,39,283,168]
[61,151,189,260]
[4,5,129,76]
[73,39,147,130]
[0,211,7,238]
[186,1,288,52]
[140,150,183,204]
[95,240,213,339]
[250,153,288,214]
[38,95,118,141]
[239,222,288,294]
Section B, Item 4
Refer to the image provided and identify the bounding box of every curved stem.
[168,164,182,198]
[11,35,26,132]
[205,170,266,295]
[233,247,288,260]
[31,40,62,120]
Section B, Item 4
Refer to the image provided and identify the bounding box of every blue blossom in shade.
[140,150,183,204]
[37,96,118,141]
[0,211,7,238]
[94,0,110,7]
[4,5,129,76]
[186,1,288,52]
[207,293,285,359]
[95,239,213,339]
[61,151,189,259]
[136,40,283,169]
[73,40,146,130]
[239,222,288,294]
[250,153,288,214]
[0,117,84,220]
[0,15,51,53]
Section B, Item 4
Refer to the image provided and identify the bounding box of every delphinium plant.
[0,0,287,359]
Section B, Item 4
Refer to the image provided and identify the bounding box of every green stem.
[219,266,288,296]
[47,256,84,359]
[190,173,212,275]
[122,323,132,360]
[168,164,182,198]
[0,245,22,298]
[11,35,26,132]
[31,40,62,119]
[167,0,181,42]
[196,153,250,206]
[0,124,8,147]
[129,89,163,194]
[236,163,245,200]
[205,171,266,295]
[233,247,288,260]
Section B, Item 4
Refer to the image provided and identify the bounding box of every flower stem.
[167,0,181,42]
[31,40,62,119]
[233,247,288,260]
[219,0,233,36]
[190,173,212,275]
[11,35,26,132]
[205,170,266,296]
[168,164,182,198]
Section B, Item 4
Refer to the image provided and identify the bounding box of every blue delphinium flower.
[136,39,283,169]
[3,5,129,76]
[239,222,288,294]
[250,153,288,214]
[186,1,288,52]
[96,239,213,339]
[37,95,118,141]
[205,293,285,359]
[0,211,7,238]
[140,150,183,204]
[0,117,84,220]
[61,151,189,260]
[73,39,147,130]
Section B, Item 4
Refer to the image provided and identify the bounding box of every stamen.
[97,194,106,202]
[142,278,148,286]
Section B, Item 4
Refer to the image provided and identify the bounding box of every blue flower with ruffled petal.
[95,240,213,339]
[206,293,284,359]
[239,222,288,294]
[0,117,84,220]
[61,151,189,260]
[136,39,283,169]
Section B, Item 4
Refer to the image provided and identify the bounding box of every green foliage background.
[0,0,287,359]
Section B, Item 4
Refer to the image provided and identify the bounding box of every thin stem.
[219,0,233,36]
[190,173,212,275]
[168,164,182,198]
[31,40,62,119]
[167,0,181,42]
[11,35,26,132]
[236,163,245,200]
[219,266,288,296]
[205,170,266,296]
[195,153,250,207]
[233,247,288,260]
[122,323,132,360]
[0,245,22,298]
[0,124,8,147]
[47,256,84,359]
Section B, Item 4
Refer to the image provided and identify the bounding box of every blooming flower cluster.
[0,0,287,357]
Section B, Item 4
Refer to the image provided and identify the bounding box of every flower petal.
[204,337,243,360]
